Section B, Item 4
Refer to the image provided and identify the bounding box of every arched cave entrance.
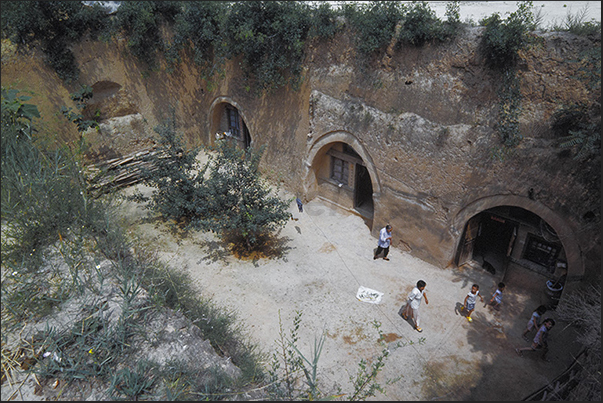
[304,134,379,229]
[455,205,568,307]
[209,99,251,149]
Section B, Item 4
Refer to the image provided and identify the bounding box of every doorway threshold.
[315,196,373,229]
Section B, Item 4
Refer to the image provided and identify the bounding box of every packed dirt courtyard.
[120,178,583,401]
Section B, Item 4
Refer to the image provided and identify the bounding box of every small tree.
[479,1,536,70]
[130,113,210,230]
[131,120,291,253]
[202,139,291,251]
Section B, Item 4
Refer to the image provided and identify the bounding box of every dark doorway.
[457,215,481,268]
[474,214,515,257]
[354,163,373,214]
[457,212,517,276]
[242,121,251,149]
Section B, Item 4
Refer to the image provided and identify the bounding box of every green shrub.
[60,85,99,133]
[222,1,312,94]
[1,1,110,82]
[479,1,536,69]
[202,140,292,251]
[113,1,182,69]
[397,1,457,47]
[1,88,104,267]
[307,1,342,40]
[167,1,225,75]
[343,0,404,58]
[129,111,210,230]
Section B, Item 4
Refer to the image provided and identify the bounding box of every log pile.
[84,147,163,195]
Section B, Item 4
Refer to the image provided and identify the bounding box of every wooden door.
[457,215,480,267]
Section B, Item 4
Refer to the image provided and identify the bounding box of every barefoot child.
[461,284,483,322]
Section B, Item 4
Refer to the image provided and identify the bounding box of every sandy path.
[121,182,582,401]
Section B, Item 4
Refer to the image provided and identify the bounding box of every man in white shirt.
[373,224,392,261]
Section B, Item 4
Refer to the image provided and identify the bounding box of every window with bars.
[227,107,240,138]
[523,234,560,272]
[331,156,349,184]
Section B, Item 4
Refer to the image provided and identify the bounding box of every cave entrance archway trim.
[303,130,381,214]
[450,195,584,280]
[208,96,252,148]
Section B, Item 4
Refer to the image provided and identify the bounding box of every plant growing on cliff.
[554,103,601,161]
[397,1,460,47]
[479,0,536,70]
[1,88,105,268]
[166,0,226,78]
[343,0,404,59]
[60,84,99,134]
[113,1,181,69]
[307,1,342,41]
[1,1,109,82]
[221,1,312,95]
[552,46,601,161]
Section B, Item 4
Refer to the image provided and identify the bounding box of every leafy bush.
[202,140,292,251]
[397,1,460,47]
[60,84,99,133]
[131,115,291,251]
[167,1,226,75]
[343,0,404,58]
[307,1,342,40]
[1,1,110,82]
[130,111,210,230]
[221,1,312,94]
[479,1,536,69]
[1,88,105,267]
[113,1,182,69]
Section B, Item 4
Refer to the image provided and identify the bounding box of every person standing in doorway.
[400,280,429,332]
[374,224,392,261]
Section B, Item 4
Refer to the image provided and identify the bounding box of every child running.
[522,305,547,341]
[461,284,483,322]
[516,318,556,361]
[487,282,505,310]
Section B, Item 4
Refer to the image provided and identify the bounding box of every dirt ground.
[118,176,583,401]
